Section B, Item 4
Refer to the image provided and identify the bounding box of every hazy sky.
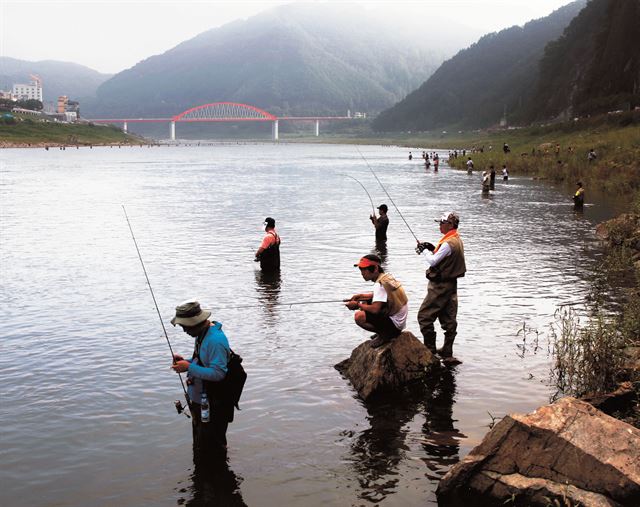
[2,0,576,74]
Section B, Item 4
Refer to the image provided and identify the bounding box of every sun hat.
[171,300,211,327]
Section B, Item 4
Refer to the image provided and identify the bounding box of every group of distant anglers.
[409,142,593,210]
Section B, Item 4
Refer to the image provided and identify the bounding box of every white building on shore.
[12,76,43,102]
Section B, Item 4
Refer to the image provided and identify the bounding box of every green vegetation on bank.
[444,111,640,196]
[0,115,144,146]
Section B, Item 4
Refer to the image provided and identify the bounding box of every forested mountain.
[85,3,461,118]
[0,57,111,103]
[372,1,586,131]
[527,0,640,121]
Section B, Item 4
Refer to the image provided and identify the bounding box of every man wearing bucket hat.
[345,254,409,348]
[370,204,389,242]
[255,217,281,272]
[415,212,466,358]
[170,300,232,460]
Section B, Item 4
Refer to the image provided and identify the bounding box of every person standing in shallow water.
[489,165,496,190]
[573,181,585,210]
[345,254,409,348]
[370,204,389,242]
[170,300,232,462]
[415,212,466,358]
[481,171,490,194]
[255,217,281,272]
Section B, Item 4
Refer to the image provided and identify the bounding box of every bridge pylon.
[272,120,279,141]
[170,121,176,141]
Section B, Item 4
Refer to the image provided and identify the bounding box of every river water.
[0,144,623,506]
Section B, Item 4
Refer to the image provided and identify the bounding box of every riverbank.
[437,111,640,197]
[0,117,146,147]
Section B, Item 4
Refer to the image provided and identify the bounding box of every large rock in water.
[335,331,440,400]
[437,397,640,506]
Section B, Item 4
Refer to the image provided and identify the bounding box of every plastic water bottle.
[200,391,210,423]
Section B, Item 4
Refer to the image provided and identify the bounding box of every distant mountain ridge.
[85,3,455,118]
[0,57,111,103]
[372,1,587,131]
[527,0,640,121]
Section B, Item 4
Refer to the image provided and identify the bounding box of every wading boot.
[437,335,455,358]
[423,332,437,354]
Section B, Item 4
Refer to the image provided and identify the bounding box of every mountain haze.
[528,0,640,121]
[86,3,455,118]
[0,57,111,103]
[372,1,586,131]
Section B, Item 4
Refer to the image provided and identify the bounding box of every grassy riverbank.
[0,115,145,147]
[407,111,640,197]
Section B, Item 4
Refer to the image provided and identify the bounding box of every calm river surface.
[0,143,624,506]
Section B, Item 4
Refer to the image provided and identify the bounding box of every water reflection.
[348,368,465,503]
[373,240,388,265]
[420,368,465,481]
[178,459,246,506]
[254,269,282,324]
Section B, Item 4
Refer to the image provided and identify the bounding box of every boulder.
[437,397,640,506]
[595,213,640,250]
[582,381,637,416]
[335,331,440,400]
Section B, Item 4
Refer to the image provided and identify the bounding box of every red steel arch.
[173,102,278,122]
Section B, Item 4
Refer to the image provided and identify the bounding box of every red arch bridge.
[88,102,364,140]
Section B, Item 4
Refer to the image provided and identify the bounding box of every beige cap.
[170,300,211,327]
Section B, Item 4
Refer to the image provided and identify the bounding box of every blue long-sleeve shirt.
[187,321,230,404]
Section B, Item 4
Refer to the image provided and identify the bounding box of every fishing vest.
[427,233,466,282]
[260,230,281,272]
[376,273,408,316]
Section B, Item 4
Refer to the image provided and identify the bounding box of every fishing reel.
[174,400,191,418]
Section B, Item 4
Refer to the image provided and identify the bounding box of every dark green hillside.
[86,3,444,118]
[372,1,586,131]
[529,0,640,120]
[0,57,111,102]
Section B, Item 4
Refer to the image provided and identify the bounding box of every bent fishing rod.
[122,205,191,418]
[340,174,376,216]
[356,147,420,243]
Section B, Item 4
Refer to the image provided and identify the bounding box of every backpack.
[194,337,247,422]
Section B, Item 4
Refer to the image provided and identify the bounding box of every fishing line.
[122,205,191,417]
[356,147,420,242]
[340,173,376,215]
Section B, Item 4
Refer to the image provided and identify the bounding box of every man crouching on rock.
[345,254,409,348]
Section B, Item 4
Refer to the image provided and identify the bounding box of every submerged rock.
[437,397,640,506]
[335,331,440,400]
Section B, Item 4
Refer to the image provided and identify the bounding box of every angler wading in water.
[416,212,466,359]
[345,254,409,348]
[370,204,389,242]
[170,300,234,462]
[255,217,281,272]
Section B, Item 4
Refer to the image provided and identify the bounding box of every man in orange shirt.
[255,217,281,272]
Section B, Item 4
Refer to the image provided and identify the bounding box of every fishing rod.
[356,147,420,242]
[122,205,191,418]
[340,173,376,216]
[214,298,368,310]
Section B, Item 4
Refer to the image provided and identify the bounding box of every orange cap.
[354,257,380,268]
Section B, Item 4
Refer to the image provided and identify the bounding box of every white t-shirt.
[372,282,408,330]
